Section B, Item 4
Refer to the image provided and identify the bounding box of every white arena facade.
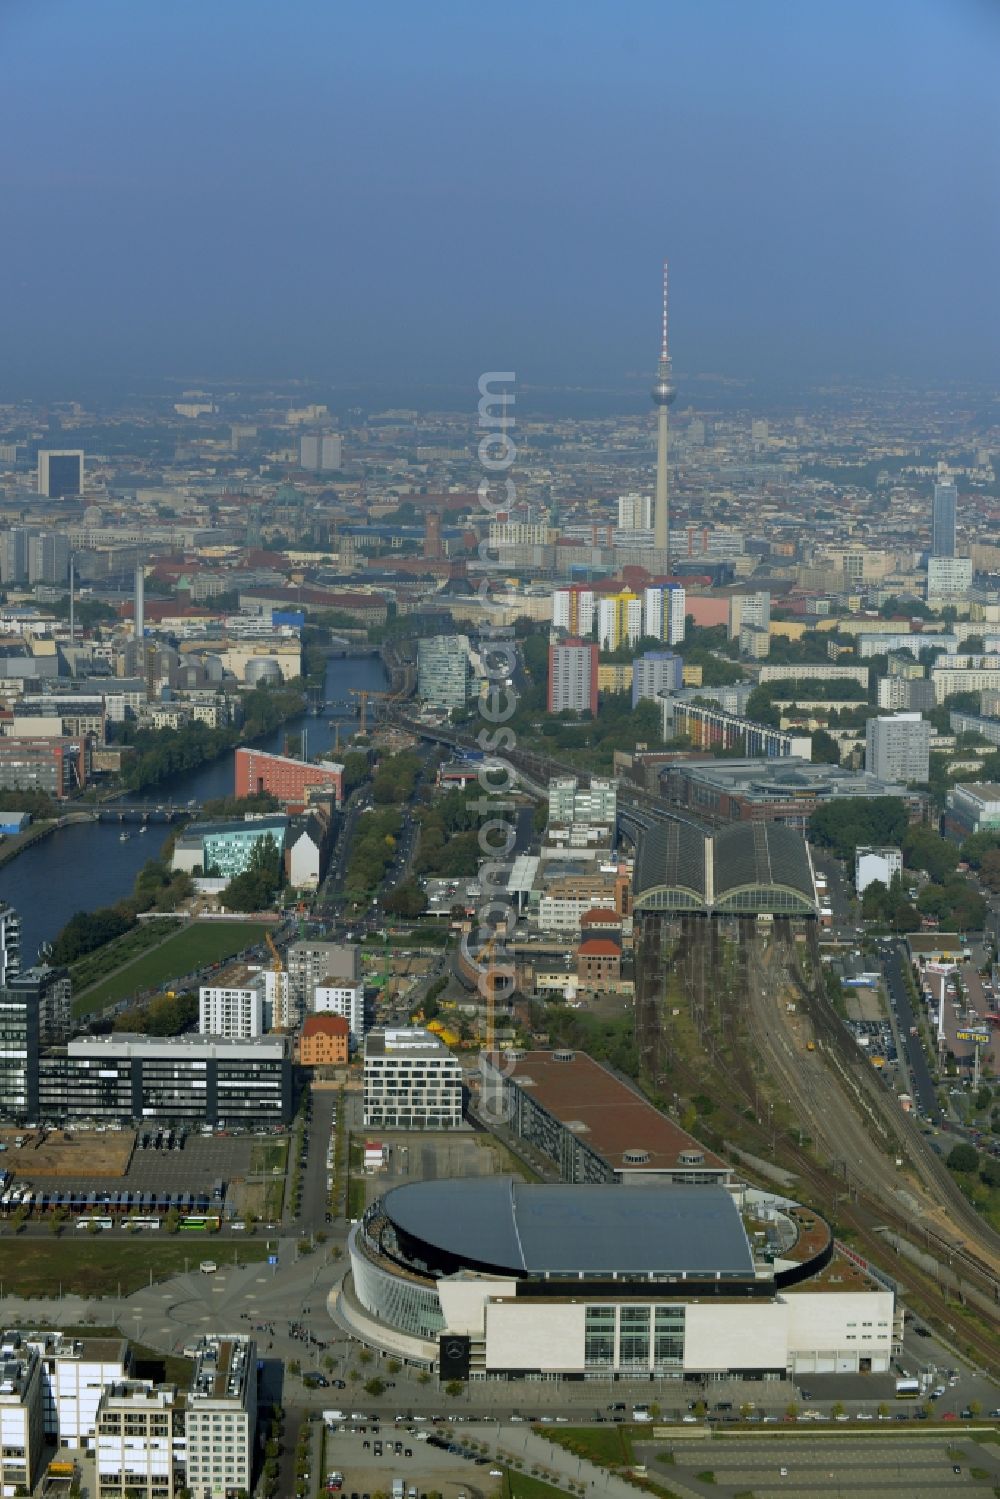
[336,1178,898,1382]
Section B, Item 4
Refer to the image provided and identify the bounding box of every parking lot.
[320,1424,502,1499]
[359,1131,512,1212]
[643,1432,1000,1497]
[2,1131,267,1219]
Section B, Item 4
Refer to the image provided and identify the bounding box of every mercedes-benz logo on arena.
[444,1341,465,1360]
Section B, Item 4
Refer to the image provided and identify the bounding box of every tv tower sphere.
[651,373,677,406]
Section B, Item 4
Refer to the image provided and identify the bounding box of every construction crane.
[474,927,509,1056]
[347,688,394,736]
[266,930,283,977]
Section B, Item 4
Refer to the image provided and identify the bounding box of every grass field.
[539,1426,634,1466]
[0,1237,268,1297]
[250,1138,289,1175]
[70,919,177,993]
[503,1472,572,1498]
[72,920,270,1015]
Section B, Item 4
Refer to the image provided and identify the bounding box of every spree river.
[0,654,388,965]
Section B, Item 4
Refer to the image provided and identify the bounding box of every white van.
[199,1260,218,1274]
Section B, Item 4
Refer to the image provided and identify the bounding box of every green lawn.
[0,1237,268,1296]
[70,919,177,992]
[539,1425,634,1466]
[72,920,270,1014]
[503,1473,572,1499]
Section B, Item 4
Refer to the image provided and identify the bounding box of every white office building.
[548,776,617,827]
[287,941,360,1019]
[855,846,903,895]
[30,1331,130,1450]
[313,981,366,1045]
[728,591,771,639]
[865,712,931,784]
[94,1382,184,1499]
[363,1028,463,1130]
[198,968,264,1040]
[927,555,973,601]
[0,1335,43,1496]
[184,1336,256,1499]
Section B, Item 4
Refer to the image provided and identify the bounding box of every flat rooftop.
[499,1050,728,1175]
[189,1335,252,1404]
[365,1027,450,1059]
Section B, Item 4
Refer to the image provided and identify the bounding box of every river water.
[0,654,388,964]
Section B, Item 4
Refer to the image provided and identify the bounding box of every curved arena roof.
[379,1178,754,1278]
[632,819,817,915]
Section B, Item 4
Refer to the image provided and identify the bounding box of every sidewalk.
[464,1422,715,1499]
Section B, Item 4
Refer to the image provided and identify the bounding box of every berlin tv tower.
[651,259,677,557]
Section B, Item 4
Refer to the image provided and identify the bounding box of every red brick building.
[235,747,343,809]
[576,937,622,985]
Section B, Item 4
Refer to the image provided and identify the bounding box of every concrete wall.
[485,1301,586,1373]
[683,1302,788,1373]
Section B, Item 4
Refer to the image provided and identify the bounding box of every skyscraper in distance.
[651,260,677,558]
[37,450,83,498]
[931,476,957,558]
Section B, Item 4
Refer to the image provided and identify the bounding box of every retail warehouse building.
[338,1178,896,1381]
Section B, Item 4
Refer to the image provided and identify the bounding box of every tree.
[808,797,908,861]
[811,729,842,765]
[947,1143,979,1173]
[223,834,284,912]
[979,1156,1000,1188]
[444,1379,464,1398]
[364,1376,386,1397]
[902,826,959,884]
[384,881,427,919]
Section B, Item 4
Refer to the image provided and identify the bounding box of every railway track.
[650,917,1000,1369]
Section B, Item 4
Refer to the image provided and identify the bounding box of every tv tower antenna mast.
[651,258,677,558]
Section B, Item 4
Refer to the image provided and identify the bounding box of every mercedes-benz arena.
[337,1178,895,1380]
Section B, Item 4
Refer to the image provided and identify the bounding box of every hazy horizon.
[2,0,998,398]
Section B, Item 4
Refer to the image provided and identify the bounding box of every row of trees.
[346,807,402,899]
[371,751,422,804]
[114,989,198,1036]
[808,797,910,861]
[861,872,984,934]
[51,860,195,964]
[120,683,305,791]
[415,786,481,879]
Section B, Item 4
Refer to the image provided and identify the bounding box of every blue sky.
[1,0,997,395]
